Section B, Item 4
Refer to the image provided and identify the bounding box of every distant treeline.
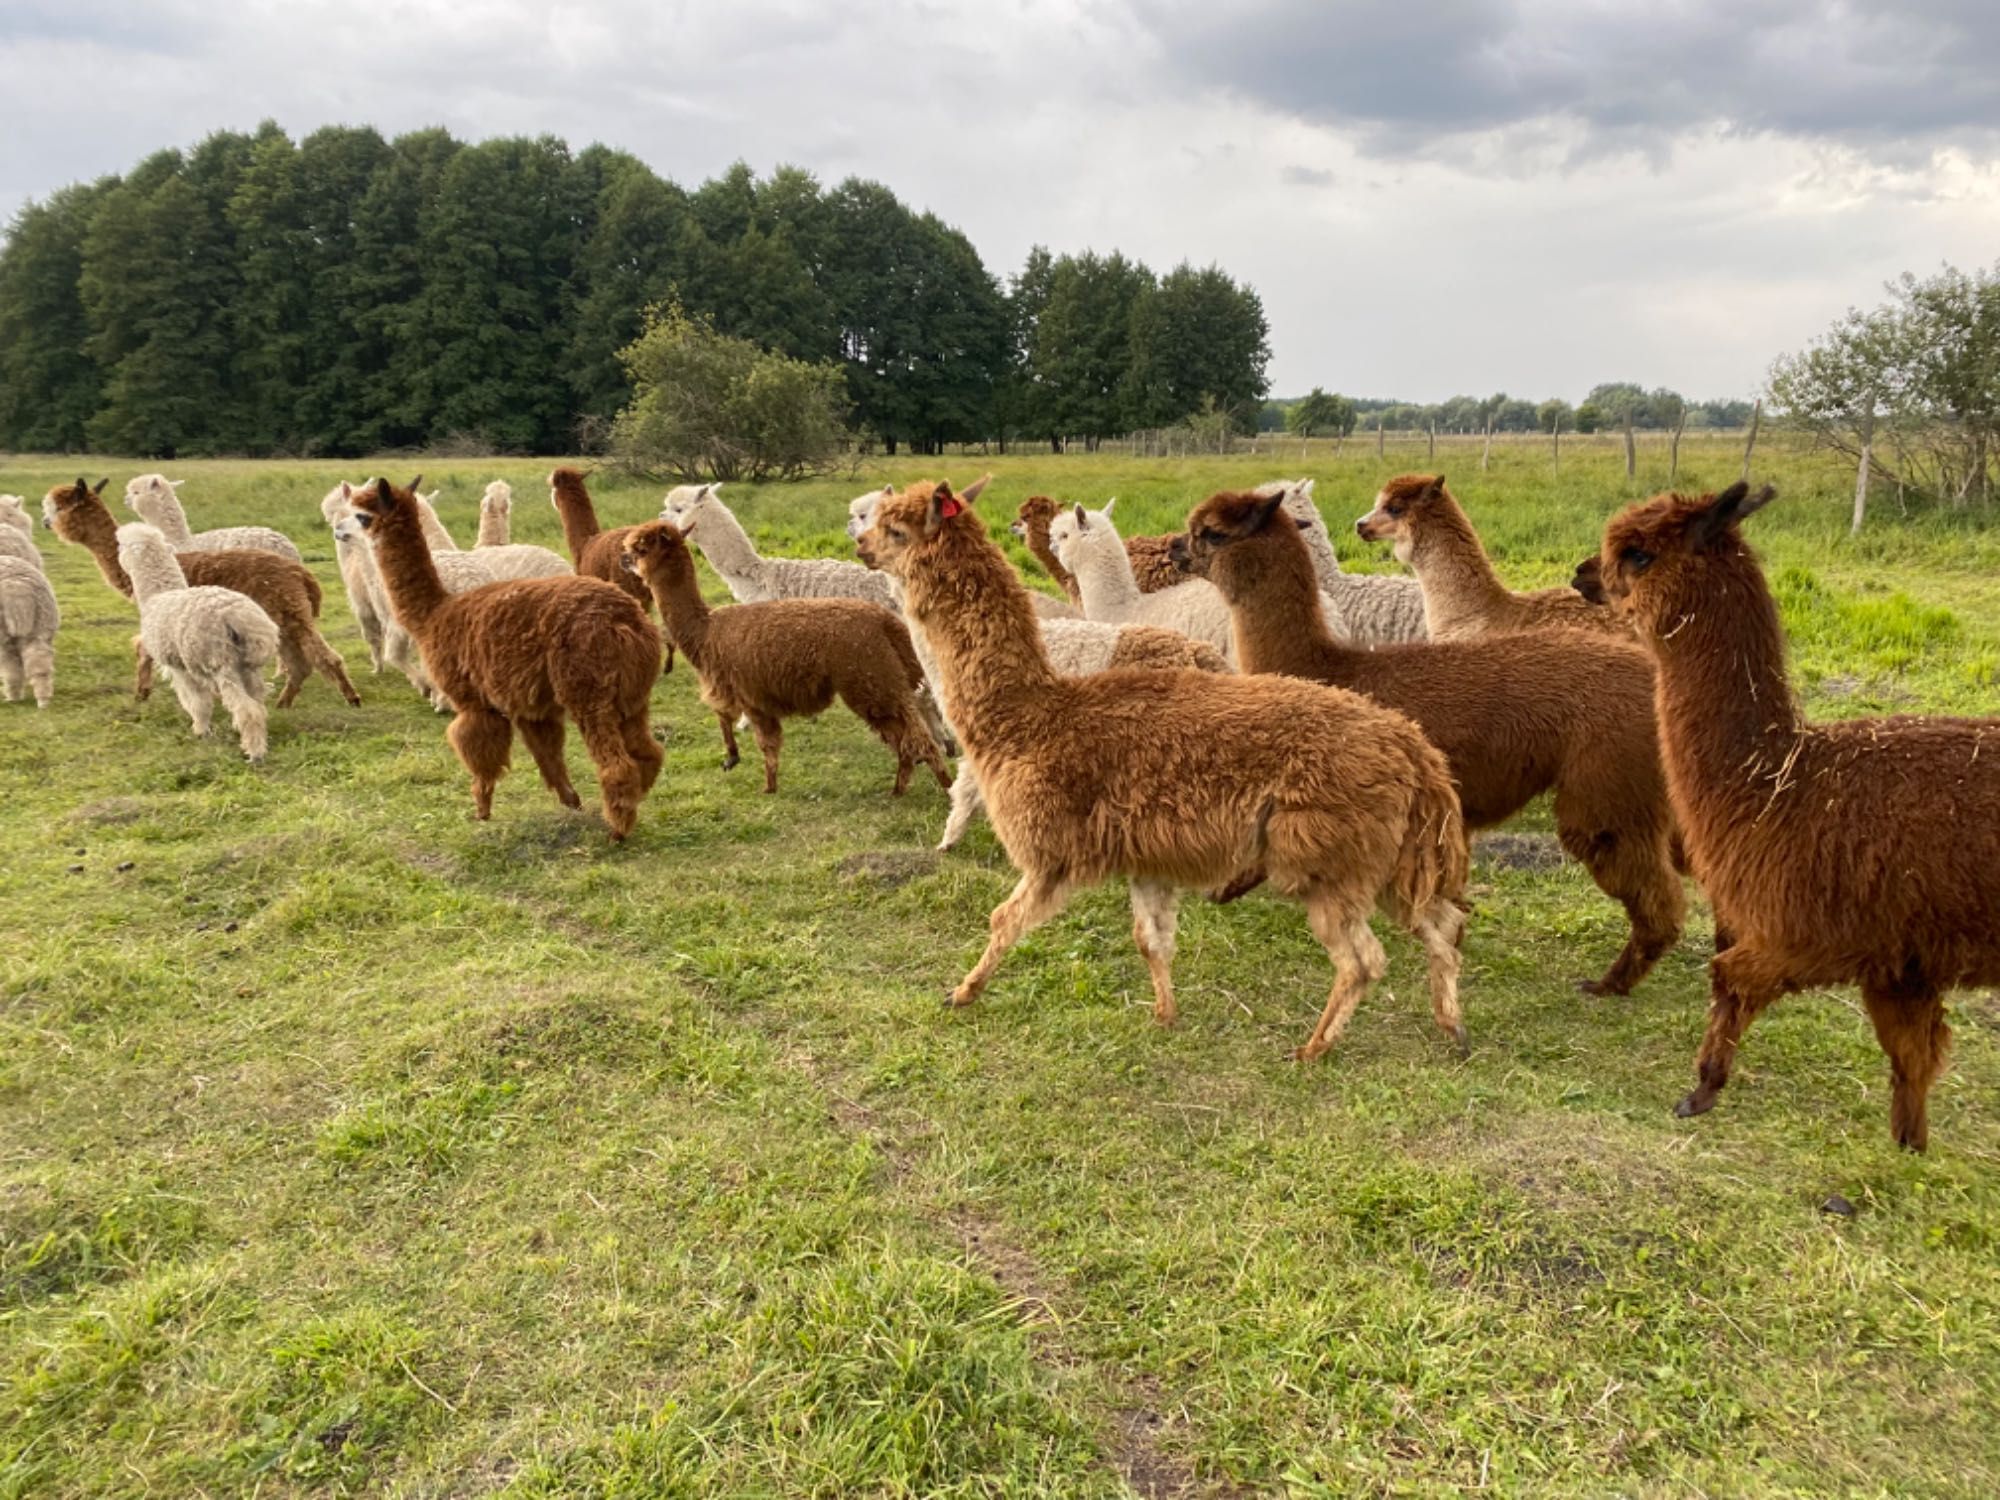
[0,124,1271,458]
[1261,385,1755,436]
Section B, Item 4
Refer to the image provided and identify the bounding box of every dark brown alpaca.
[350,476,663,839]
[859,478,1470,1061]
[1011,494,1186,596]
[43,478,361,708]
[621,520,951,795]
[1356,474,1626,640]
[547,466,666,665]
[1177,487,1684,997]
[1601,481,2000,1151]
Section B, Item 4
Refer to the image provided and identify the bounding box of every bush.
[611,307,847,482]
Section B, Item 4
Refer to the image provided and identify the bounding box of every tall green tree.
[0,181,115,450]
[1125,262,1270,433]
[1032,251,1152,448]
[566,150,692,424]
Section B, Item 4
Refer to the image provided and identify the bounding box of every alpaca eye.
[1385,505,1404,518]
[888,527,906,541]
[1202,527,1227,544]
[1622,547,1654,572]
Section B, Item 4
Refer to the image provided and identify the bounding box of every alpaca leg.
[1562,818,1685,997]
[910,712,954,792]
[215,673,269,761]
[716,712,742,772]
[1409,895,1469,1055]
[619,714,664,795]
[515,717,583,809]
[305,630,362,707]
[1295,889,1387,1062]
[0,640,21,701]
[1129,880,1181,1027]
[574,709,652,841]
[853,708,917,796]
[273,635,309,709]
[937,762,984,852]
[133,641,155,701]
[170,672,213,738]
[23,641,55,708]
[1862,982,1952,1153]
[1676,944,1787,1120]
[749,712,783,794]
[447,707,514,821]
[952,872,1074,1007]
[917,683,958,756]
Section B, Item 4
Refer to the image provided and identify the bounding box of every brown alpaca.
[1010,494,1187,597]
[1176,488,1684,996]
[548,466,667,671]
[43,478,361,708]
[620,520,952,796]
[1601,481,2000,1151]
[858,478,1471,1061]
[1356,474,1626,640]
[349,476,663,839]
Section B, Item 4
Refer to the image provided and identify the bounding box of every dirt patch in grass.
[1475,833,1567,873]
[66,797,148,826]
[836,850,939,888]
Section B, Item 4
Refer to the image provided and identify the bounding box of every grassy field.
[3,434,1998,1497]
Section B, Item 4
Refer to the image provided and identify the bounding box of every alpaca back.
[0,496,31,534]
[140,587,280,675]
[763,556,902,611]
[0,525,44,572]
[698,598,915,718]
[435,545,572,589]
[0,558,58,642]
[422,575,660,718]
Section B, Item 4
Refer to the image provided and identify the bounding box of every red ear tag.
[937,496,963,519]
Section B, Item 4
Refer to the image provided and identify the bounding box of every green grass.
[3,434,1999,1496]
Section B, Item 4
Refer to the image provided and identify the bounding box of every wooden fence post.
[1741,399,1762,480]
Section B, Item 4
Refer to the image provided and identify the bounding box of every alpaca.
[548,467,654,614]
[0,518,44,572]
[621,520,952,795]
[1570,555,1607,604]
[123,474,302,562]
[851,485,1074,619]
[0,557,58,707]
[116,524,279,759]
[0,495,31,534]
[48,478,359,707]
[1012,493,1192,598]
[415,489,458,551]
[323,482,389,673]
[477,481,513,547]
[1177,486,1684,996]
[1052,499,1350,664]
[1600,481,2000,1151]
[858,478,1470,1060]
[667,482,901,611]
[1268,479,1428,645]
[347,477,663,838]
[1354,473,1624,640]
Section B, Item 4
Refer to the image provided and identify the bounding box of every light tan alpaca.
[1355,473,1627,640]
[859,479,1471,1061]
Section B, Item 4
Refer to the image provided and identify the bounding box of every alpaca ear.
[929,481,962,533]
[90,477,108,497]
[1250,489,1286,532]
[169,478,185,491]
[705,483,722,499]
[1073,503,1086,529]
[1101,497,1116,517]
[961,473,992,505]
[1429,474,1446,493]
[407,474,423,494]
[369,478,398,509]
[339,481,352,501]
[1695,481,1776,547]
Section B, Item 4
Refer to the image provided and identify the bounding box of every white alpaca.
[0,518,43,572]
[1051,500,1349,666]
[1269,479,1427,645]
[476,481,513,547]
[322,482,389,673]
[665,483,901,610]
[116,523,278,759]
[123,474,302,561]
[0,557,58,707]
[415,489,458,551]
[0,495,33,534]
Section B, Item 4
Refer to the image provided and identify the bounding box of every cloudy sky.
[5,0,1997,401]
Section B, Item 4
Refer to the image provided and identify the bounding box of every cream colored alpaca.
[0,517,43,572]
[666,483,901,610]
[477,481,513,547]
[0,495,34,535]
[116,523,278,759]
[0,557,58,707]
[1269,480,1428,644]
[124,474,301,561]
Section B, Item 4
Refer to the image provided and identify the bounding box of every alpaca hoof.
[945,986,979,1009]
[559,790,583,809]
[721,753,739,772]
[1451,1025,1470,1059]
[1152,1008,1178,1029]
[1674,1088,1716,1119]
[1577,978,1608,996]
[1291,1041,1328,1063]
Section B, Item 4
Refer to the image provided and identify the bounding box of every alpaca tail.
[888,618,927,694]
[1392,749,1470,927]
[1668,823,1692,877]
[301,569,324,617]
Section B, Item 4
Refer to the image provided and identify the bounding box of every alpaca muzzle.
[1355,511,1390,542]
[1168,534,1193,573]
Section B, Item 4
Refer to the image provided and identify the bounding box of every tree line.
[1261,385,1755,438]
[0,124,1272,458]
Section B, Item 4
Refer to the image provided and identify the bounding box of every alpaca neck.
[417,500,459,551]
[1215,533,1348,679]
[553,486,602,560]
[903,526,1058,747]
[140,496,196,547]
[125,542,189,605]
[368,508,451,634]
[477,506,509,548]
[65,511,134,598]
[1408,499,1512,636]
[1069,535,1141,615]
[1299,528,1345,590]
[1027,523,1081,604]
[1645,550,1803,823]
[688,504,768,594]
[644,557,713,670]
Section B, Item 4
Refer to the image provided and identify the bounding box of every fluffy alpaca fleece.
[415,490,458,551]
[1601,482,2000,1151]
[1179,486,1684,996]
[1052,499,1350,664]
[0,517,43,571]
[1012,492,1192,598]
[0,495,30,534]
[669,482,900,611]
[859,478,1470,1061]
[477,481,513,547]
[117,524,279,759]
[0,557,58,707]
[349,477,663,838]
[123,474,302,562]
[622,520,951,796]
[49,478,358,706]
[1267,479,1428,645]
[549,467,655,616]
[323,482,389,673]
[1356,473,1624,640]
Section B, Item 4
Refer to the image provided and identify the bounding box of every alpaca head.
[41,477,111,538]
[1598,481,1778,628]
[123,473,185,518]
[548,467,592,511]
[618,519,693,582]
[1046,498,1120,575]
[320,481,360,529]
[115,521,184,596]
[1008,495,1061,544]
[1354,473,1447,563]
[856,475,992,579]
[482,479,512,518]
[1570,555,1608,605]
[1170,487,1296,595]
[845,485,895,543]
[0,495,29,535]
[659,482,724,535]
[345,475,426,538]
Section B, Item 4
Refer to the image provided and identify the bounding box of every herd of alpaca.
[16,463,1999,1152]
